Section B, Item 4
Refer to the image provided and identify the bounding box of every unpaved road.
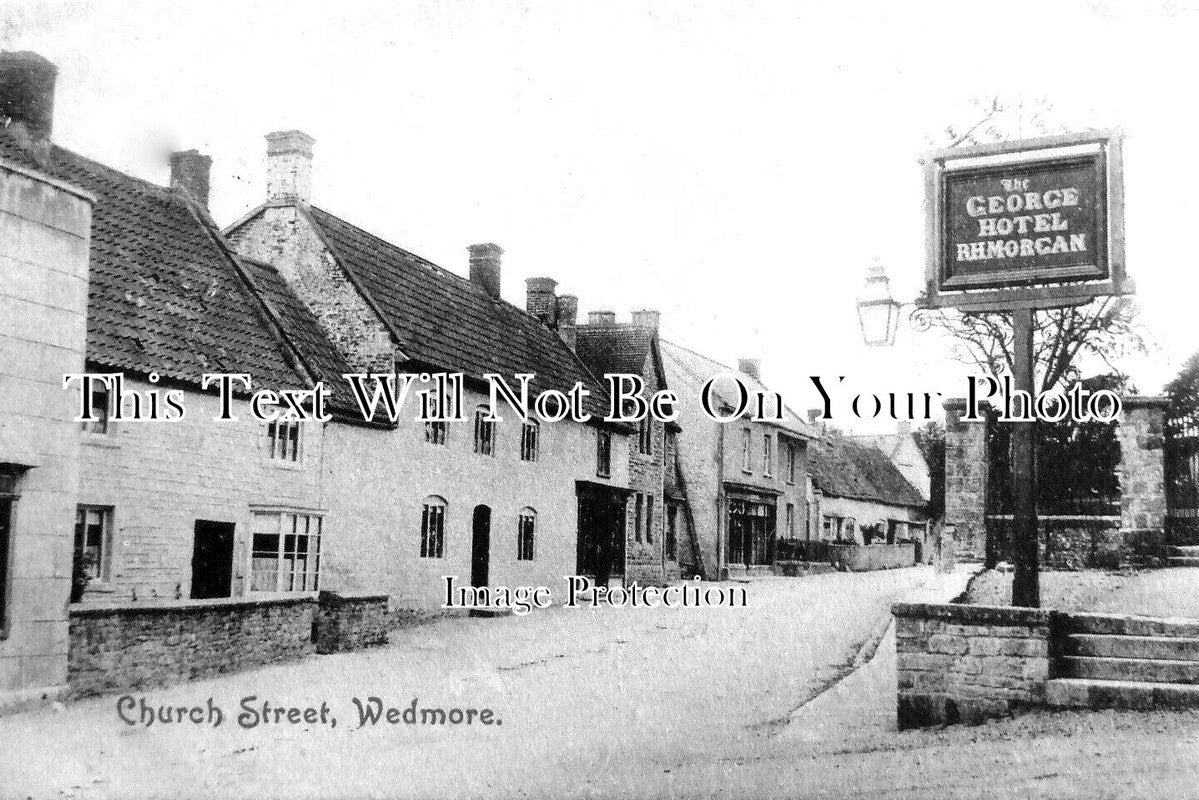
[0,567,970,799]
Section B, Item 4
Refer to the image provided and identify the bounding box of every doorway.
[471,505,491,589]
[190,520,234,599]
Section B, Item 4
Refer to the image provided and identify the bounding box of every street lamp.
[856,263,903,346]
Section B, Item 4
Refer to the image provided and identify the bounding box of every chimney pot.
[588,310,616,326]
[169,149,212,208]
[525,277,558,324]
[469,243,503,299]
[631,309,660,330]
[0,51,57,144]
[738,358,761,381]
[265,129,315,204]
[807,408,822,424]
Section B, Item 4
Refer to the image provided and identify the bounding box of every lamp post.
[856,263,904,347]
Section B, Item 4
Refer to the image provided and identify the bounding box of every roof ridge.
[51,143,174,198]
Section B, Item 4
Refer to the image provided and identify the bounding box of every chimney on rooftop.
[631,309,660,331]
[525,277,558,324]
[265,130,314,204]
[738,358,761,381]
[170,149,212,208]
[469,243,503,299]
[896,420,911,437]
[588,311,616,326]
[556,294,578,350]
[0,51,57,148]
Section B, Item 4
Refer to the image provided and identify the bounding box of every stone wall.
[68,596,317,698]
[1117,396,1167,532]
[984,516,1124,570]
[827,542,915,571]
[893,602,1050,729]
[314,591,389,654]
[943,399,988,561]
[0,156,92,711]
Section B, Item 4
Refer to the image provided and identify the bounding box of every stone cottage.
[224,131,637,610]
[659,342,818,579]
[575,309,685,585]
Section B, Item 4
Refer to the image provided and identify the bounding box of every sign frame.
[920,129,1129,312]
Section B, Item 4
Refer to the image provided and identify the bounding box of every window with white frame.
[596,429,611,477]
[521,420,539,462]
[474,407,495,456]
[425,420,447,446]
[420,496,447,559]
[81,383,110,434]
[646,494,654,544]
[250,511,321,592]
[73,505,112,582]
[741,428,752,472]
[517,508,536,561]
[266,419,301,461]
[638,416,652,455]
[763,434,774,476]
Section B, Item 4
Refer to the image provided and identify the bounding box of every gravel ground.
[963,568,1132,610]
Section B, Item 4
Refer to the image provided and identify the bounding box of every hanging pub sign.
[922,130,1129,311]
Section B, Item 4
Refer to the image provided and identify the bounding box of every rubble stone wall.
[893,602,1050,729]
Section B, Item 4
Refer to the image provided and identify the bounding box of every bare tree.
[920,97,1150,392]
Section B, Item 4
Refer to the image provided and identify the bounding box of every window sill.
[82,434,120,449]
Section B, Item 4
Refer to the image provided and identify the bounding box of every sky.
[3,0,1197,432]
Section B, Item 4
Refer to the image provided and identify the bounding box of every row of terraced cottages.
[0,51,927,709]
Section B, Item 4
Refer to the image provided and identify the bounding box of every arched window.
[521,420,539,462]
[474,406,496,456]
[420,496,447,558]
[517,508,536,561]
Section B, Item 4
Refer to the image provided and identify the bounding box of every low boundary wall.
[828,542,915,572]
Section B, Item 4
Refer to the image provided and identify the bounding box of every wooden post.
[1010,306,1040,607]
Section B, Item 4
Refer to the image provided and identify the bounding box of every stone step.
[1059,655,1199,684]
[1167,556,1199,568]
[1169,545,1199,556]
[1058,612,1199,639]
[1046,678,1199,710]
[1064,633,1199,661]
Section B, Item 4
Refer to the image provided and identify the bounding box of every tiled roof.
[810,434,926,508]
[0,131,310,395]
[575,325,654,379]
[658,339,817,439]
[303,206,611,418]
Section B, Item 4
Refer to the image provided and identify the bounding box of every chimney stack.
[169,149,212,208]
[588,311,616,326]
[738,358,761,381]
[469,243,503,299]
[631,309,660,331]
[556,294,578,350]
[525,277,558,324]
[265,130,314,204]
[0,51,57,147]
[896,420,911,437]
[807,408,822,424]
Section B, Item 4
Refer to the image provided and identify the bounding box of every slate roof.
[658,339,817,439]
[575,325,655,378]
[810,434,926,509]
[301,206,611,418]
[0,131,357,416]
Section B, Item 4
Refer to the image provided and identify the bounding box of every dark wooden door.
[191,520,234,599]
[0,497,10,623]
[471,505,490,588]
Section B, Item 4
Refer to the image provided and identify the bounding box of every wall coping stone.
[69,593,318,617]
[1122,395,1168,410]
[318,590,390,605]
[892,602,1050,626]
